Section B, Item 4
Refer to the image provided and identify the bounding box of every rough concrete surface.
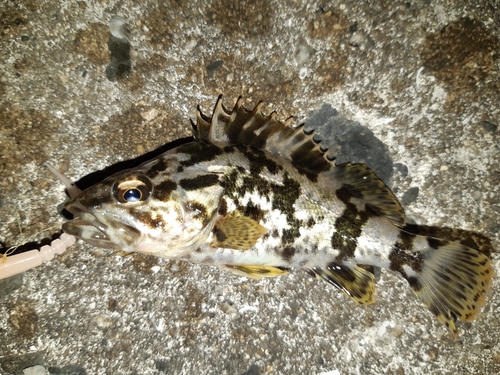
[1,0,499,374]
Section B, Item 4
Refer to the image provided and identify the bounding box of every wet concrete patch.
[306,103,393,184]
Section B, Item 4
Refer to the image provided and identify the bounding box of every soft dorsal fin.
[192,95,334,173]
[332,163,406,227]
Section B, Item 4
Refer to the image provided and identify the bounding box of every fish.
[61,96,494,338]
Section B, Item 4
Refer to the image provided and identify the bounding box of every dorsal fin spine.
[193,96,336,174]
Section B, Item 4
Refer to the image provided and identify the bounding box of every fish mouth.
[63,201,140,251]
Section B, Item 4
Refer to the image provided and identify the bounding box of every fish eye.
[123,188,142,202]
[112,174,153,204]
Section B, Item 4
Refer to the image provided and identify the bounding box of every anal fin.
[310,263,375,304]
[223,265,289,279]
[357,264,382,281]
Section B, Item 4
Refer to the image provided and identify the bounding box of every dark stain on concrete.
[8,299,38,339]
[401,186,419,206]
[99,103,188,158]
[0,79,5,98]
[47,365,88,374]
[142,1,198,48]
[0,274,24,299]
[0,102,61,168]
[0,6,30,40]
[309,9,352,89]
[240,364,261,375]
[308,9,350,39]
[0,352,45,374]
[207,0,273,38]
[73,23,111,65]
[201,52,301,109]
[305,103,393,184]
[420,18,499,92]
[13,57,30,74]
[132,253,159,274]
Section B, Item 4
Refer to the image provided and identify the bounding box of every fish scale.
[60,96,494,339]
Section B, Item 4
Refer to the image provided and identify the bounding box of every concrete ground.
[1,0,499,374]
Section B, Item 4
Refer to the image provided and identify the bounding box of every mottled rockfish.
[62,96,494,338]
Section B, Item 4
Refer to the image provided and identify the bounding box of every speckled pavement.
[1,1,499,374]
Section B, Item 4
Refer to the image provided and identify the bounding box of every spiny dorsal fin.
[193,95,334,173]
[332,163,406,227]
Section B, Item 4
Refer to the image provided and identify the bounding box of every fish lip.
[64,201,110,237]
[63,200,143,250]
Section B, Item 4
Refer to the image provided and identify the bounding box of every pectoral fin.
[211,215,268,250]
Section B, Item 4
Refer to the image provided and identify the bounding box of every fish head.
[63,154,224,258]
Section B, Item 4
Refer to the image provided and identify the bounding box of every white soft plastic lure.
[0,164,79,279]
[0,233,76,279]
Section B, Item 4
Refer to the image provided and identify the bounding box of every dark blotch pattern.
[272,174,302,245]
[240,145,280,175]
[186,201,209,226]
[427,237,449,250]
[388,230,423,274]
[218,198,228,216]
[180,174,220,191]
[281,246,296,261]
[148,158,170,179]
[154,179,177,201]
[79,184,113,208]
[306,217,316,228]
[222,147,302,248]
[331,186,374,261]
[134,211,164,230]
[291,159,319,182]
[239,200,265,222]
[403,223,493,258]
[394,230,416,251]
[213,226,227,242]
[389,249,424,274]
[178,142,223,168]
[407,276,423,292]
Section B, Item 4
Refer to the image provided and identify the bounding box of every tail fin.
[403,223,494,258]
[402,240,494,338]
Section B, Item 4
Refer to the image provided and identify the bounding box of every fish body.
[62,96,494,338]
